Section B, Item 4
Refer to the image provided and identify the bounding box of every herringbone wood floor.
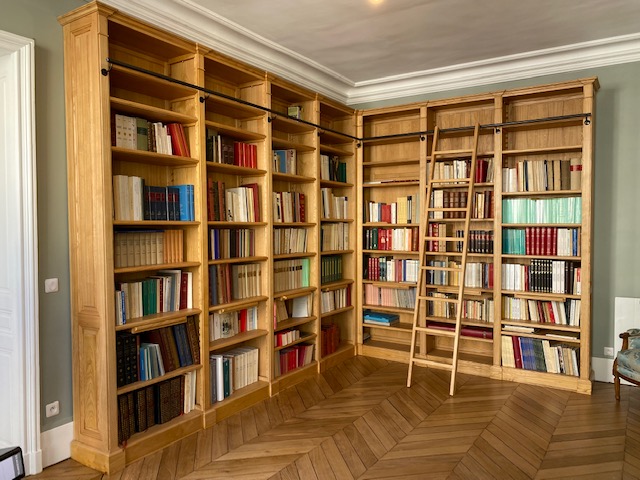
[32,357,640,479]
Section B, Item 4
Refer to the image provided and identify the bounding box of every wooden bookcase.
[356,79,597,394]
[59,1,595,474]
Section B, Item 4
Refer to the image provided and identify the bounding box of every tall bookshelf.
[356,79,596,394]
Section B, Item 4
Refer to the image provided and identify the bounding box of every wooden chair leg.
[614,364,621,401]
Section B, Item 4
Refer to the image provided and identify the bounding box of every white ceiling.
[102,0,640,104]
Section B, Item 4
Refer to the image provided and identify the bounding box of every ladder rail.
[407,124,480,395]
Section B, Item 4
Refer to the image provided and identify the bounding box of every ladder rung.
[417,295,459,303]
[432,149,474,156]
[410,357,453,370]
[421,265,461,272]
[415,326,457,337]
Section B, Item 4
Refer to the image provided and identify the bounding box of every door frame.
[0,30,40,475]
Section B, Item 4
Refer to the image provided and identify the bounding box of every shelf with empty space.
[205,95,266,120]
[208,296,269,313]
[117,364,201,396]
[275,316,317,332]
[114,261,200,274]
[111,97,197,125]
[273,286,316,300]
[209,329,269,351]
[362,180,420,188]
[272,172,315,184]
[321,305,354,318]
[109,65,197,100]
[115,308,201,333]
[320,179,354,189]
[111,147,198,167]
[271,115,315,134]
[205,162,267,176]
[273,252,316,260]
[205,120,266,142]
[501,319,580,332]
[320,143,354,157]
[320,249,354,256]
[208,256,268,265]
[272,136,316,153]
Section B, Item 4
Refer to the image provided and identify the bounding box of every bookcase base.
[70,440,125,475]
[502,367,592,394]
[203,381,271,428]
[271,362,318,394]
[319,344,355,371]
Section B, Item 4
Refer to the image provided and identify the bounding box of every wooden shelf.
[271,115,315,134]
[113,220,199,227]
[501,319,580,332]
[273,286,316,300]
[362,159,420,168]
[205,95,266,120]
[502,290,581,300]
[275,316,317,332]
[274,333,317,352]
[321,218,354,223]
[115,308,201,333]
[111,146,197,166]
[503,145,582,156]
[320,143,354,157]
[273,252,316,260]
[362,280,416,289]
[207,221,268,227]
[114,261,200,274]
[362,305,414,315]
[272,222,316,227]
[363,250,419,255]
[209,329,269,351]
[502,190,582,197]
[110,65,197,100]
[209,256,268,265]
[111,97,197,125]
[320,249,355,256]
[320,179,354,188]
[205,120,266,142]
[208,296,269,313]
[272,172,315,184]
[206,162,267,176]
[320,279,354,291]
[321,305,354,318]
[272,137,316,152]
[501,254,581,260]
[362,180,420,188]
[117,364,201,396]
[363,322,413,333]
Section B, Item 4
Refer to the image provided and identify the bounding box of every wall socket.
[604,347,615,358]
[45,400,59,418]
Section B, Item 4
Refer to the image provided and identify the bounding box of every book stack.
[321,255,343,284]
[114,230,183,268]
[113,114,190,157]
[209,306,258,341]
[502,227,580,256]
[206,180,260,222]
[364,227,418,252]
[208,264,262,305]
[502,197,582,224]
[320,223,349,251]
[275,343,314,377]
[210,228,255,259]
[272,191,306,223]
[501,335,579,376]
[363,310,399,327]
[206,130,258,168]
[471,191,494,219]
[273,258,310,293]
[209,347,259,404]
[274,329,302,348]
[320,154,347,182]
[501,260,581,294]
[272,149,297,174]
[502,297,581,327]
[426,321,493,339]
[321,323,340,356]
[320,188,348,219]
[112,176,195,221]
[365,257,419,283]
[364,285,416,309]
[273,294,313,327]
[502,158,581,193]
[366,196,417,224]
[320,285,351,314]
[273,228,308,255]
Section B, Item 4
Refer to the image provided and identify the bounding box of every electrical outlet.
[45,401,59,418]
[604,347,614,358]
[44,278,59,293]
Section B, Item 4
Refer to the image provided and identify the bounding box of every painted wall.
[2,0,639,437]
[0,0,85,432]
[354,62,640,363]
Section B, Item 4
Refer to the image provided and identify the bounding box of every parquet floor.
[32,357,640,479]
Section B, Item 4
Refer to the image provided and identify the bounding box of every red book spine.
[533,227,540,256]
[512,336,523,369]
[179,273,188,310]
[525,227,531,256]
[551,227,557,256]
[299,193,305,222]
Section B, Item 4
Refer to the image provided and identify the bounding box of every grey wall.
[2,0,639,435]
[0,0,84,432]
[355,62,640,362]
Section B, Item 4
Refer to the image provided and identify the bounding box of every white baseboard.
[41,421,73,469]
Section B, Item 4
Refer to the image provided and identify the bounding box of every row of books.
[364,227,419,252]
[501,260,581,294]
[502,197,582,224]
[426,261,493,290]
[502,297,581,327]
[274,294,313,326]
[208,263,262,305]
[206,130,258,168]
[363,310,399,327]
[363,284,416,309]
[365,257,419,283]
[209,306,258,341]
[273,149,297,175]
[429,191,494,220]
[210,228,255,259]
[426,322,494,339]
[502,158,581,193]
[114,230,183,268]
[113,176,195,222]
[320,189,349,219]
[321,223,349,252]
[274,328,302,348]
[118,373,195,445]
[320,255,343,284]
[366,196,418,224]
[207,180,261,223]
[432,158,494,184]
[209,347,259,404]
[273,258,310,293]
[116,318,200,387]
[456,229,494,254]
[424,293,494,323]
[113,114,190,157]
[320,155,347,183]
[274,343,314,377]
[115,270,192,324]
[320,286,351,314]
[272,191,306,223]
[274,227,308,255]
[321,323,341,356]
[502,227,580,256]
[430,224,494,253]
[501,335,579,376]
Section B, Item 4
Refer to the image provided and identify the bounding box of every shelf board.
[117,363,201,396]
[274,333,317,352]
[362,322,413,333]
[320,179,354,188]
[111,97,197,125]
[363,280,416,289]
[424,251,494,258]
[209,329,269,351]
[273,222,316,227]
[362,339,411,353]
[205,120,266,142]
[272,172,315,184]
[428,217,494,223]
[272,137,316,152]
[502,223,581,228]
[208,256,268,265]
[320,279,354,291]
[362,159,420,168]
[501,117,585,131]
[320,249,355,256]
[273,252,316,260]
[502,330,580,345]
[424,285,491,296]
[363,250,418,255]
[274,360,318,383]
[114,261,200,274]
[110,65,196,100]
[206,95,266,120]
[421,348,493,366]
[503,145,583,156]
[111,146,197,166]
[271,115,315,134]
[115,308,201,333]
[320,143,354,157]
[426,316,494,329]
[273,286,317,300]
[363,222,419,227]
[321,218,354,223]
[362,180,420,188]
[502,290,581,300]
[275,316,317,332]
[501,254,581,261]
[319,129,355,145]
[501,319,580,332]
[362,305,414,315]
[321,305,354,318]
[208,380,270,413]
[362,134,423,147]
[502,190,582,197]
[113,220,199,227]
[208,296,269,313]
[206,162,267,176]
[208,221,268,227]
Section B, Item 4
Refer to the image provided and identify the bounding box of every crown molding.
[347,33,640,105]
[100,0,640,106]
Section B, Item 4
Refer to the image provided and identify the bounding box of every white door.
[0,30,40,475]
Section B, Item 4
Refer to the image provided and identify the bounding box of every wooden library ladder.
[407,124,480,395]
